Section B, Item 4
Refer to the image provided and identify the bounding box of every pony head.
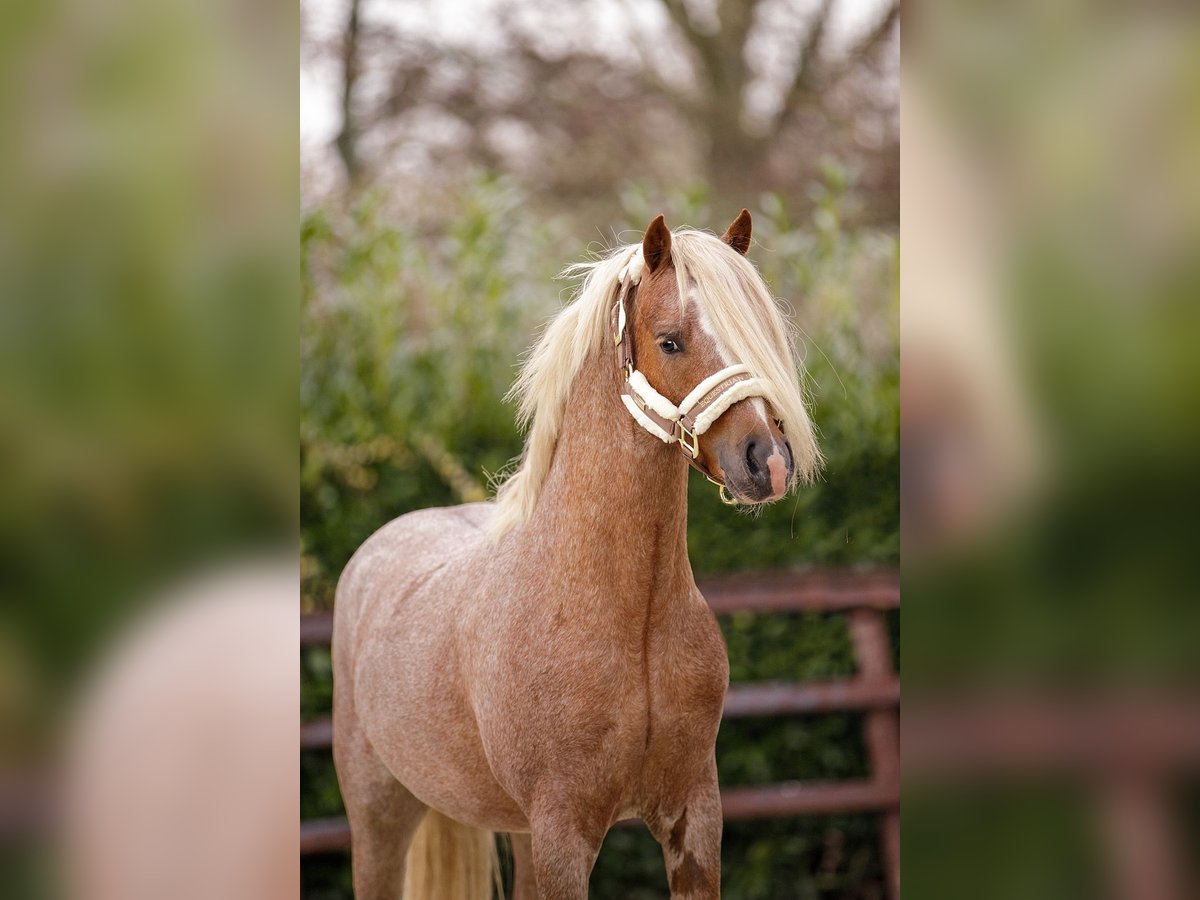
[490,210,820,537]
[626,210,819,503]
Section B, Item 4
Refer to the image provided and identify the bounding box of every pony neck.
[520,343,694,592]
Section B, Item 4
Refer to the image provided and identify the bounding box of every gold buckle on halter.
[678,424,700,459]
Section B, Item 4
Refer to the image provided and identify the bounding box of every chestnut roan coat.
[333,211,820,899]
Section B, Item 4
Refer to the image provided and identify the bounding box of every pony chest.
[642,610,729,730]
[647,644,727,719]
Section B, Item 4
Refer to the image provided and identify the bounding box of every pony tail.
[403,809,503,899]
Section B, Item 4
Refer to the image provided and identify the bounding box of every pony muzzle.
[715,420,794,504]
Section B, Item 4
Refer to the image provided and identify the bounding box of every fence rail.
[301,568,900,897]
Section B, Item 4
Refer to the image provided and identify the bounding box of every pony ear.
[720,208,753,255]
[642,214,672,274]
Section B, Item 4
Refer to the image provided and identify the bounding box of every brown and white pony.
[332,211,820,899]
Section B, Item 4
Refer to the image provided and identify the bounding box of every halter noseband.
[609,249,770,505]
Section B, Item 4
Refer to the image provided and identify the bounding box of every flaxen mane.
[490,228,820,538]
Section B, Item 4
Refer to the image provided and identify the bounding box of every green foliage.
[300,174,897,898]
[300,178,575,609]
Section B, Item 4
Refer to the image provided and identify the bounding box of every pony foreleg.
[648,767,723,900]
[527,809,605,900]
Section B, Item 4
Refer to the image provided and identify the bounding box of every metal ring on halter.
[706,475,738,506]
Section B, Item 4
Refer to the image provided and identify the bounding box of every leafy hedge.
[300,173,898,898]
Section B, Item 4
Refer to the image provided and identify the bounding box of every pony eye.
[658,338,682,355]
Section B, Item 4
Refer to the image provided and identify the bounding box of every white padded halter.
[622,363,767,448]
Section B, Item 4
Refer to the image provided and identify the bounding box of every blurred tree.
[644,0,898,206]
[318,0,898,223]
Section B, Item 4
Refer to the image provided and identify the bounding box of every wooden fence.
[300,569,900,897]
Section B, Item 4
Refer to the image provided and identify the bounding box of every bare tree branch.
[660,0,707,49]
[713,0,763,69]
[616,0,701,116]
[830,0,900,83]
[853,0,901,61]
[658,0,723,88]
[335,0,363,186]
[772,0,834,138]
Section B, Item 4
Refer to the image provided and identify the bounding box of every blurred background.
[903,2,1200,899]
[0,0,297,896]
[300,0,899,897]
[9,0,1193,896]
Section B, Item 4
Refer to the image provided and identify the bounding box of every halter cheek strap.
[609,252,770,503]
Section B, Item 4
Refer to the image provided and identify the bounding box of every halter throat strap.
[609,255,769,499]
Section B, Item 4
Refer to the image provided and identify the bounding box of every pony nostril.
[745,440,760,475]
